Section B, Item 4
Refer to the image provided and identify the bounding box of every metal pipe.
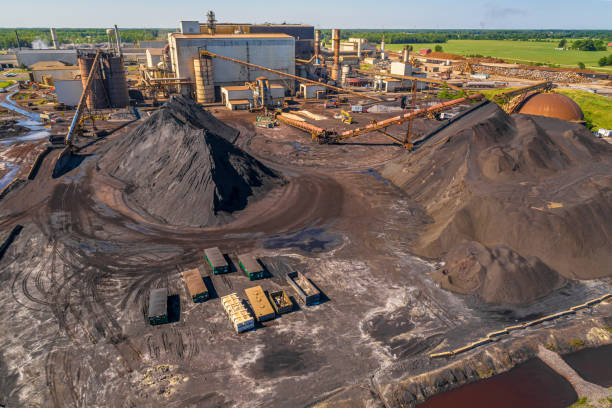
[50,28,59,50]
[314,30,320,61]
[199,50,383,101]
[114,24,122,57]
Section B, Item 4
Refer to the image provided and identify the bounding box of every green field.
[480,88,612,130]
[386,40,612,71]
[0,80,15,89]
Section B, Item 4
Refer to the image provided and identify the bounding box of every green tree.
[434,45,443,52]
[599,56,608,66]
[558,39,567,48]
[577,62,586,69]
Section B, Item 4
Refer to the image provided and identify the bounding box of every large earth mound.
[99,96,283,227]
[382,102,612,304]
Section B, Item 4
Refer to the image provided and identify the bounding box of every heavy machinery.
[340,110,353,124]
[245,76,273,111]
[65,50,102,147]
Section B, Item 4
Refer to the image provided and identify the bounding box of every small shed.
[300,83,327,99]
[245,286,275,322]
[204,247,229,274]
[419,48,432,56]
[182,268,209,303]
[148,288,168,325]
[238,254,264,280]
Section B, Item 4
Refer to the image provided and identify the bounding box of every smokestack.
[332,29,340,80]
[50,28,59,50]
[403,46,410,63]
[106,28,115,50]
[314,30,320,61]
[114,24,122,57]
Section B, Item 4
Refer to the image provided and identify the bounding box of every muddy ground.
[0,99,610,408]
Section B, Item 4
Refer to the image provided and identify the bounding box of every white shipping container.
[598,129,611,137]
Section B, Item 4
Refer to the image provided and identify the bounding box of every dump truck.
[204,247,229,274]
[182,268,209,303]
[238,254,264,280]
[245,285,275,322]
[286,271,321,305]
[148,288,168,325]
[268,290,292,315]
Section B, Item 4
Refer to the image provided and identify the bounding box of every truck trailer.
[286,271,321,305]
[238,254,264,280]
[182,268,209,303]
[221,293,255,333]
[204,247,229,274]
[148,288,168,325]
[269,290,293,314]
[245,285,275,322]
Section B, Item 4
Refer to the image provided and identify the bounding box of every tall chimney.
[50,28,59,49]
[403,46,410,63]
[114,24,122,57]
[314,30,320,61]
[332,29,340,80]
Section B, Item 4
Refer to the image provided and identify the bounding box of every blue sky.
[1,0,610,29]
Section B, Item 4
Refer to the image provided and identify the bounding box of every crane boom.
[199,50,383,102]
[65,50,102,146]
[493,81,552,103]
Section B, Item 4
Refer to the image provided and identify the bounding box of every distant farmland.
[387,40,612,72]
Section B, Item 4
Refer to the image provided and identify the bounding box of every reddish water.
[419,358,577,408]
[563,344,612,387]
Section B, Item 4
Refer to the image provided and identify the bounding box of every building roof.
[238,254,263,273]
[223,85,250,91]
[171,33,293,40]
[182,269,207,298]
[148,288,168,317]
[146,48,164,56]
[519,92,584,122]
[244,286,274,318]
[31,64,79,71]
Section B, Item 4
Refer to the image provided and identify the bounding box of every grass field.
[480,88,612,130]
[0,80,15,88]
[386,40,612,72]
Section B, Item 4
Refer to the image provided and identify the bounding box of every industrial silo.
[104,55,130,108]
[78,54,108,109]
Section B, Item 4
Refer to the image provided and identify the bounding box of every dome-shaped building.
[519,93,584,122]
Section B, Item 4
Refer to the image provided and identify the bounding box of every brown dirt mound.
[382,102,612,304]
[432,241,566,305]
[99,95,283,228]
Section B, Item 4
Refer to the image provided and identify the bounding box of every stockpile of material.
[99,96,283,227]
[382,102,612,305]
[473,64,587,83]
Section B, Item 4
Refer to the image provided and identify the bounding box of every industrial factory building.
[168,28,295,100]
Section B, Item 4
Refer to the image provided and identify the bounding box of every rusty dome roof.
[519,93,584,122]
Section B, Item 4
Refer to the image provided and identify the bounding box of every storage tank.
[78,54,108,109]
[193,58,215,103]
[104,55,129,108]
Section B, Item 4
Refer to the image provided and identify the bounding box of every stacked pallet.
[221,293,254,333]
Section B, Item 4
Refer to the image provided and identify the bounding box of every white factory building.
[168,22,295,100]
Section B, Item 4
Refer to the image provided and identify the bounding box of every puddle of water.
[562,344,612,387]
[360,169,389,185]
[418,358,577,408]
[0,162,20,190]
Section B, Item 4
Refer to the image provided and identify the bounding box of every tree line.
[0,28,173,49]
[319,29,612,45]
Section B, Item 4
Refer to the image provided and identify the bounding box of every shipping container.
[244,285,275,322]
[148,288,168,325]
[221,293,254,333]
[204,247,229,274]
[238,254,264,280]
[182,268,209,303]
[286,271,320,305]
[268,290,292,315]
